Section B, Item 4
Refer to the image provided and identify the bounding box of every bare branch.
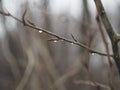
[0,10,114,57]
[22,8,27,25]
[94,0,120,75]
[71,34,78,42]
[26,19,36,26]
[16,48,35,90]
[96,15,115,90]
[94,0,116,40]
[74,80,111,90]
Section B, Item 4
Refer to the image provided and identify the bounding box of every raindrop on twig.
[53,40,57,42]
[91,53,95,56]
[71,43,74,45]
[39,30,43,33]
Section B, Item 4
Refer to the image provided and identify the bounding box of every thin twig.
[71,34,78,42]
[0,10,114,57]
[74,80,111,90]
[96,15,115,90]
[22,8,27,25]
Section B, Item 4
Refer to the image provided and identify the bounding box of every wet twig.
[0,10,114,57]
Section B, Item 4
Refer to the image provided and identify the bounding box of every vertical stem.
[94,0,120,75]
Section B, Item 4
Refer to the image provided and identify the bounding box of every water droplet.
[53,40,57,42]
[39,30,43,33]
[71,43,74,45]
[91,53,95,56]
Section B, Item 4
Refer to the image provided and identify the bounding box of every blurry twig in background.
[74,79,111,90]
[0,2,21,82]
[1,36,21,81]
[16,48,35,90]
[96,15,115,90]
[80,0,100,89]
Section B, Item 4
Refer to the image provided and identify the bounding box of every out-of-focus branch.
[16,47,35,90]
[96,16,115,90]
[0,10,114,57]
[81,1,100,89]
[74,80,111,90]
[94,0,120,75]
[2,36,21,81]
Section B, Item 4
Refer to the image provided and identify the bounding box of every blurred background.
[0,0,120,90]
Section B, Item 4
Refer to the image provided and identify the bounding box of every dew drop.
[53,40,57,42]
[71,43,74,45]
[39,30,43,33]
[91,53,95,56]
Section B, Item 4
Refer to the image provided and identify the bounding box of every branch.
[96,16,115,90]
[74,80,111,90]
[16,48,35,90]
[0,10,114,57]
[94,0,116,41]
[94,0,120,75]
